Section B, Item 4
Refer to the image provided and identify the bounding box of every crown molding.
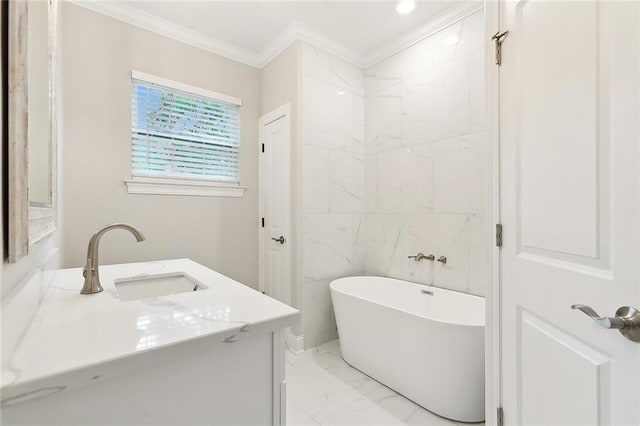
[68,0,263,68]
[258,21,365,68]
[362,2,484,68]
[67,0,362,69]
[257,21,305,68]
[67,1,482,71]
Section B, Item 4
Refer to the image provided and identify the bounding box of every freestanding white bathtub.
[330,276,485,423]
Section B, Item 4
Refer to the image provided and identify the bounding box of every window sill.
[125,177,246,197]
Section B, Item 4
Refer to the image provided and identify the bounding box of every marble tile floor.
[286,339,484,426]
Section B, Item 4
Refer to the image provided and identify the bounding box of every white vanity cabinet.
[1,259,298,425]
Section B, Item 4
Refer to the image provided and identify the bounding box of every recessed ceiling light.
[336,91,346,95]
[396,0,415,15]
[443,35,460,46]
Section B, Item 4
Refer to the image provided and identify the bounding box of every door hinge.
[497,407,504,426]
[496,224,503,247]
[261,217,265,228]
[261,143,265,153]
[491,31,509,66]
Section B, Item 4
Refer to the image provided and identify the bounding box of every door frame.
[485,2,502,425]
[258,103,292,295]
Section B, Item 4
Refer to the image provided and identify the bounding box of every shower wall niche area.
[296,10,486,349]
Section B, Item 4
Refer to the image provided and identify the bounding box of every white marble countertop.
[1,259,299,404]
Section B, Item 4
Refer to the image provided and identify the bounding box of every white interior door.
[499,1,640,424]
[259,104,292,306]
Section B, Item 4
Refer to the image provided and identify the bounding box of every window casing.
[125,71,245,197]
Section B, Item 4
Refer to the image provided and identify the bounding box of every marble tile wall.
[363,10,486,297]
[299,11,485,348]
[301,43,366,348]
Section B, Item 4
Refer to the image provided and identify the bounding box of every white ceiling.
[75,0,482,67]
[125,1,456,54]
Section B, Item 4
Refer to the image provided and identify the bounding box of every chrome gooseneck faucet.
[81,223,146,294]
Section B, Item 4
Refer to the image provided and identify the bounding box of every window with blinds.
[131,73,241,184]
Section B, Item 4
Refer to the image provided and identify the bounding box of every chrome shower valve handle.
[408,253,434,262]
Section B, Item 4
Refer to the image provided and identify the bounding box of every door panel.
[499,1,639,424]
[517,0,601,261]
[259,108,292,306]
[518,309,612,425]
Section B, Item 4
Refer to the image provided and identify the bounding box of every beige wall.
[261,42,300,117]
[60,4,261,288]
[260,42,303,333]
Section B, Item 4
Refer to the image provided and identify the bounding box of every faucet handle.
[82,259,95,278]
[437,256,447,264]
[408,253,435,261]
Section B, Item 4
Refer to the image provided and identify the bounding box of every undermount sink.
[114,272,208,301]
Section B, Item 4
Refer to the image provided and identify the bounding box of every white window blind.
[131,74,241,184]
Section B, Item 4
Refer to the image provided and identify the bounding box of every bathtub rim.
[330,275,485,328]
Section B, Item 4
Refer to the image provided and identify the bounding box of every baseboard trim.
[285,329,304,354]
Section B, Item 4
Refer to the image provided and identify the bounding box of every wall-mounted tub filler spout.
[407,253,435,262]
[437,256,447,264]
[81,223,146,294]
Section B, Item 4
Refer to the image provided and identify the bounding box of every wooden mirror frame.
[7,0,58,263]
